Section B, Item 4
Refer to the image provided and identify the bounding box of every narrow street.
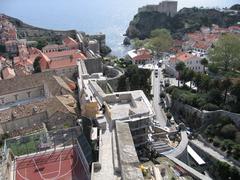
[151,62,167,127]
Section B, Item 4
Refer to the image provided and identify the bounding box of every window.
[27,91,31,98]
[0,98,5,104]
[15,94,18,100]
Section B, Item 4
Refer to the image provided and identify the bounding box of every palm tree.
[175,62,186,87]
[188,70,195,88]
[221,78,233,103]
[200,74,211,93]
[200,58,208,73]
[193,73,202,92]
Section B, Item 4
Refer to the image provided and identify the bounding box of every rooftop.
[88,80,154,121]
[0,72,72,96]
[128,48,152,61]
[0,94,77,123]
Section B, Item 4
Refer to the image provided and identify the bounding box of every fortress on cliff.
[138,1,178,17]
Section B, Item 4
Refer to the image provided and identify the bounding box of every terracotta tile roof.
[44,49,81,58]
[170,52,201,62]
[63,37,78,46]
[128,48,152,61]
[41,50,86,70]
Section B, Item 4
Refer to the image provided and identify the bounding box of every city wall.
[171,99,240,128]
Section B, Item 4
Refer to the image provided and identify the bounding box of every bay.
[0,0,238,57]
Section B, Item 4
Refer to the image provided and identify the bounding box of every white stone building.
[165,52,204,77]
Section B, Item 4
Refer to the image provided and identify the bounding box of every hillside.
[4,14,76,44]
[126,6,240,39]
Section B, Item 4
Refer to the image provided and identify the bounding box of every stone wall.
[84,58,103,74]
[105,66,124,92]
[0,86,44,106]
[172,100,240,128]
[1,112,47,133]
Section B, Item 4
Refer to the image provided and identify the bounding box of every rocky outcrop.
[126,6,240,39]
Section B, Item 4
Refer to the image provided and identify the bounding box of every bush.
[208,63,219,74]
[206,89,222,105]
[166,112,172,120]
[208,137,213,143]
[160,92,166,98]
[220,124,237,139]
[235,132,240,143]
[213,138,221,147]
[165,86,176,94]
[202,103,220,111]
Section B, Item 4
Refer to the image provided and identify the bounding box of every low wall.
[104,66,124,92]
[171,100,240,128]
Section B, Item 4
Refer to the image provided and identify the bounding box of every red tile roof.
[170,52,197,62]
[40,50,86,70]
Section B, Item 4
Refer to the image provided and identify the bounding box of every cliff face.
[126,6,240,39]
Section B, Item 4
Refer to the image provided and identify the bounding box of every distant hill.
[230,4,240,11]
[3,14,76,44]
[126,6,240,39]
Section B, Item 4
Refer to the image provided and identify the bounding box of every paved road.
[151,64,167,127]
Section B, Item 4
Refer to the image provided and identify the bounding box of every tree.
[208,63,219,74]
[220,124,237,139]
[100,45,112,57]
[36,39,48,50]
[0,45,6,53]
[148,28,173,55]
[207,89,222,106]
[231,82,240,102]
[210,79,221,90]
[132,38,145,49]
[200,58,208,73]
[33,57,41,73]
[199,74,211,93]
[221,78,233,103]
[117,76,127,92]
[175,62,186,87]
[188,69,195,88]
[193,73,202,92]
[209,34,240,71]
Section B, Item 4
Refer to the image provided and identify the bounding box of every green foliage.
[231,82,240,102]
[0,45,6,53]
[202,103,220,111]
[209,34,240,71]
[166,112,172,120]
[33,56,41,73]
[208,63,219,74]
[132,38,147,49]
[148,28,173,54]
[200,58,208,73]
[36,39,48,50]
[220,124,238,139]
[160,92,166,98]
[118,65,152,99]
[213,137,221,147]
[206,89,222,105]
[100,45,112,57]
[127,7,240,39]
[117,76,127,92]
[171,87,206,108]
